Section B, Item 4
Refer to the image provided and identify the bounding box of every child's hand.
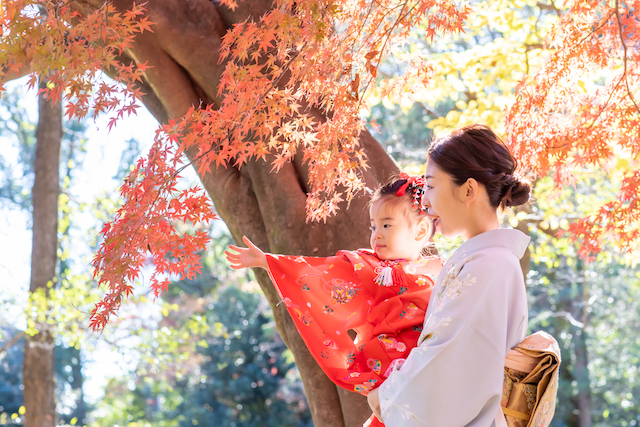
[425,256,444,276]
[225,236,268,270]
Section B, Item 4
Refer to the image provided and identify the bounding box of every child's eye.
[383,224,391,228]
[369,226,376,231]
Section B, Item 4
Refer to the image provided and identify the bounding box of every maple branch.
[575,11,615,49]
[360,0,414,102]
[338,0,397,59]
[546,74,624,151]
[524,43,545,51]
[174,42,308,179]
[614,0,640,116]
[0,331,26,356]
[416,101,442,119]
[544,9,624,152]
[536,1,561,17]
[351,0,378,47]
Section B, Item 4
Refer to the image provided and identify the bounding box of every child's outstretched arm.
[225,236,269,270]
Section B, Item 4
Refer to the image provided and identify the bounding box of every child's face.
[369,198,427,261]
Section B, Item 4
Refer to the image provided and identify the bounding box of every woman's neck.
[461,210,500,242]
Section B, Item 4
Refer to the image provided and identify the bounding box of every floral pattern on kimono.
[266,249,442,399]
[378,229,531,427]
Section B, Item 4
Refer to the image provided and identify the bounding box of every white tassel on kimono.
[374,266,395,287]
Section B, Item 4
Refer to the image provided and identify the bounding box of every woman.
[367,124,531,426]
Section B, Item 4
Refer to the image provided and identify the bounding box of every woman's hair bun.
[500,174,530,208]
[428,124,531,210]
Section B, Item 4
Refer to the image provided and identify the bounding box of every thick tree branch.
[0,331,26,356]
[536,1,561,17]
[614,0,640,115]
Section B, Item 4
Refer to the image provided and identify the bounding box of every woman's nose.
[421,195,431,210]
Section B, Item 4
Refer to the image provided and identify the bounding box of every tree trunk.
[573,260,592,427]
[574,328,592,427]
[70,0,398,424]
[22,78,61,427]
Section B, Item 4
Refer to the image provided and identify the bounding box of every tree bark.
[573,260,592,427]
[574,328,592,427]
[22,78,61,427]
[68,0,399,424]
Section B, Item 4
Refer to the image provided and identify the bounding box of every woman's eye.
[426,185,433,190]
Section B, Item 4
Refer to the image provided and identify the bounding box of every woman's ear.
[459,177,480,204]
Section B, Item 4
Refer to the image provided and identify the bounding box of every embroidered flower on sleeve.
[435,263,476,301]
[403,264,417,274]
[399,302,419,319]
[415,276,429,286]
[354,379,378,394]
[326,278,359,304]
[354,263,364,270]
[378,334,407,352]
[383,358,405,378]
[294,256,306,263]
[418,316,452,346]
[367,358,382,374]
[323,337,339,349]
[443,275,477,300]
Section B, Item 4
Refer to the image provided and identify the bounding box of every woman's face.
[423,159,466,239]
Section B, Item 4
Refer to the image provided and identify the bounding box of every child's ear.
[415,217,431,241]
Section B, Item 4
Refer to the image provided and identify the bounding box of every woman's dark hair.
[428,124,530,209]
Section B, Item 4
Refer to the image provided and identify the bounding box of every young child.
[225,173,443,427]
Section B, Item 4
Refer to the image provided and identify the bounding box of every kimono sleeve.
[265,252,373,386]
[377,250,524,427]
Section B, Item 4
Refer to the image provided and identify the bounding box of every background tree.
[22,78,61,427]
[0,80,134,426]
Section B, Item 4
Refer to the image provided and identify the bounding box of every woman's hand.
[225,236,268,270]
[367,388,382,422]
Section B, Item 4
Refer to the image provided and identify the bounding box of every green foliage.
[522,173,640,426]
[55,346,89,425]
[176,285,311,427]
[527,235,640,426]
[0,87,37,209]
[0,328,23,420]
[93,232,311,427]
[367,0,558,136]
[0,330,90,426]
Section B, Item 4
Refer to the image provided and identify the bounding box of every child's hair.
[371,173,437,257]
[428,124,530,210]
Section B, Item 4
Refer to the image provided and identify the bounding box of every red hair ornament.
[395,173,428,215]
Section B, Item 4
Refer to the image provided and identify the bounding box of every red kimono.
[266,250,442,425]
